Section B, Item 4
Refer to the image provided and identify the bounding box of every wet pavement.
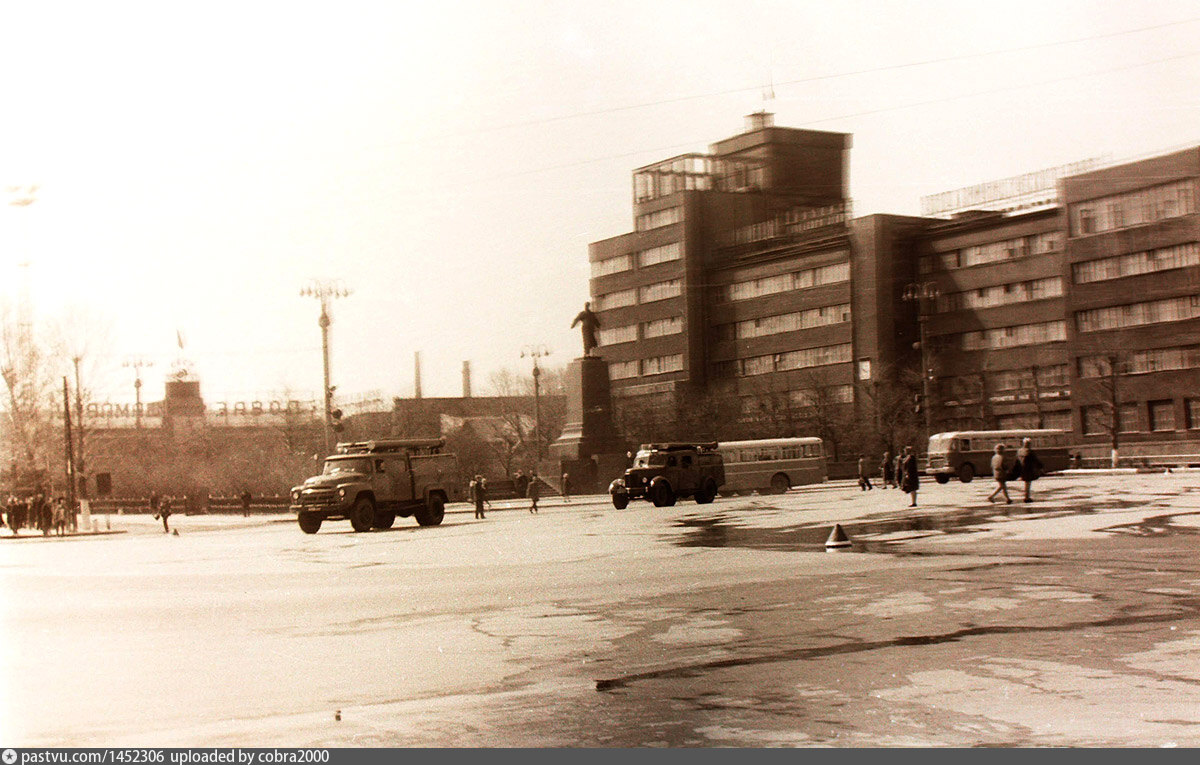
[5,472,1200,746]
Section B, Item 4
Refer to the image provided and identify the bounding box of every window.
[935,279,1062,313]
[1042,411,1072,432]
[591,254,633,278]
[1149,400,1176,432]
[725,260,850,302]
[1070,179,1198,237]
[641,354,683,376]
[638,279,682,303]
[1079,345,1200,377]
[598,324,637,346]
[595,288,636,311]
[1072,243,1200,284]
[637,242,682,268]
[635,206,682,231]
[1187,399,1200,430]
[727,303,851,340]
[642,316,683,338]
[1082,406,1106,435]
[609,361,638,380]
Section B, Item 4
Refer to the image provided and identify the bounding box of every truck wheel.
[415,494,445,526]
[651,482,676,508]
[695,479,717,504]
[612,494,629,510]
[298,513,322,534]
[349,497,375,532]
[935,474,950,485]
[373,510,396,529]
[958,463,975,484]
[769,473,790,494]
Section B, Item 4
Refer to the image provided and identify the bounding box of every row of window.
[1070,179,1196,237]
[936,277,1062,313]
[1072,242,1200,284]
[591,242,684,279]
[724,261,850,302]
[920,232,1061,274]
[941,365,1071,396]
[1078,344,1200,378]
[634,206,682,232]
[1076,295,1200,333]
[608,353,685,380]
[595,278,683,311]
[1080,399,1200,434]
[716,303,851,341]
[739,385,855,415]
[713,342,853,378]
[958,320,1067,351]
[598,316,684,347]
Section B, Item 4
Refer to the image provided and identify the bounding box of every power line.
[408,16,1200,141]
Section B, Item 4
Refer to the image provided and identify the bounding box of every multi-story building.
[1062,147,1200,462]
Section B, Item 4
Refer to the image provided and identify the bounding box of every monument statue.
[571,301,601,357]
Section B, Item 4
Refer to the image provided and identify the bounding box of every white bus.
[926,429,1071,484]
[716,437,827,494]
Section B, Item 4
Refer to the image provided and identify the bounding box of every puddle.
[671,497,1193,553]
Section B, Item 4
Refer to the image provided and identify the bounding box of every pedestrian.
[857,454,874,490]
[149,491,160,518]
[528,473,540,514]
[1012,437,1045,503]
[561,472,570,503]
[53,497,66,536]
[514,470,529,499]
[987,444,1012,504]
[880,449,895,489]
[470,475,486,519]
[156,496,173,533]
[893,452,903,491]
[240,488,253,517]
[32,493,49,536]
[900,446,919,507]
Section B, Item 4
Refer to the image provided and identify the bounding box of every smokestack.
[414,351,422,400]
[462,360,472,398]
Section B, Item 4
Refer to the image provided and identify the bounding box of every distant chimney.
[414,351,422,400]
[462,360,472,398]
[746,110,774,132]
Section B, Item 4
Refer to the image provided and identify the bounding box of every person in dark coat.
[156,496,173,533]
[1012,437,1045,503]
[240,489,253,517]
[880,450,895,489]
[514,470,529,499]
[527,473,540,514]
[470,475,486,519]
[857,454,873,491]
[899,446,920,507]
[561,472,571,503]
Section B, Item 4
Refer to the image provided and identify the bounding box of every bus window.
[960,439,970,451]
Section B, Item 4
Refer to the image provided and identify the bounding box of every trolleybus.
[716,437,827,494]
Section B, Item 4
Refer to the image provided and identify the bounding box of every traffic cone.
[825,523,852,550]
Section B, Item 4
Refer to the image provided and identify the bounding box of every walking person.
[857,454,874,491]
[1013,437,1045,503]
[53,497,66,536]
[987,444,1012,504]
[527,473,540,514]
[156,496,173,533]
[470,475,487,519]
[561,472,570,503]
[893,452,903,491]
[880,450,895,489]
[900,446,920,507]
[240,488,253,517]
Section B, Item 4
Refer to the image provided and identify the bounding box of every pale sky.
[1,0,1197,409]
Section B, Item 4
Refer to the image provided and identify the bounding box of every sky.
[1,0,1198,411]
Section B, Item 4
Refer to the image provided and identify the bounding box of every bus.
[716,437,827,494]
[925,429,1071,484]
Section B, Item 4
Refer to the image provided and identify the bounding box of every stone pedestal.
[547,356,628,492]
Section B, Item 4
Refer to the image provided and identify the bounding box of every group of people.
[470,471,556,518]
[858,448,922,506]
[856,438,1045,508]
[3,493,76,536]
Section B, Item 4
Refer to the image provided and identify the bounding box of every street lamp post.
[301,279,351,455]
[122,358,153,430]
[521,344,551,463]
[902,281,941,438]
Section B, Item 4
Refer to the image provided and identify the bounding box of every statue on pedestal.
[571,301,601,357]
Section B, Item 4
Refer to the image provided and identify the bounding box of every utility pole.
[902,281,941,439]
[62,377,76,514]
[521,344,551,462]
[71,356,86,499]
[301,278,351,455]
[123,358,153,430]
